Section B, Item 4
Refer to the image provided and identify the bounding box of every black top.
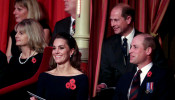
[0,50,8,80]
[10,20,51,57]
[0,53,43,100]
[0,50,8,71]
[37,73,89,100]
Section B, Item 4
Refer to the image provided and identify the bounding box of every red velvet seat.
[0,46,53,95]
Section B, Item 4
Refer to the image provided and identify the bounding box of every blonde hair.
[15,0,43,20]
[15,19,47,53]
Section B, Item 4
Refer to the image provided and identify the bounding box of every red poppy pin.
[70,84,76,90]
[31,57,37,63]
[66,82,71,88]
[65,78,76,90]
[147,71,152,77]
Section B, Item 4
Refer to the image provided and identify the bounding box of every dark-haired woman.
[30,33,89,100]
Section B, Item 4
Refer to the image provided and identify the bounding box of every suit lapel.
[111,35,127,73]
[66,17,71,34]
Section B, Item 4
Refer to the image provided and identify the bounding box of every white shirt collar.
[138,62,153,84]
[70,17,75,35]
[71,17,75,24]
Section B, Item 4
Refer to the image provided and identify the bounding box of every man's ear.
[126,16,132,24]
[146,47,152,56]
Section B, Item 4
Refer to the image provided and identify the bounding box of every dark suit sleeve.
[152,36,167,68]
[99,40,114,86]
[153,69,175,100]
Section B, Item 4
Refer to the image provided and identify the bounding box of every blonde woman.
[6,0,51,62]
[0,19,47,99]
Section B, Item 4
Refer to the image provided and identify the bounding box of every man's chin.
[114,31,120,34]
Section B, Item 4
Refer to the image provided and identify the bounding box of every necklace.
[19,50,36,64]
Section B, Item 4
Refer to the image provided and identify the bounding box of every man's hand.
[96,83,107,93]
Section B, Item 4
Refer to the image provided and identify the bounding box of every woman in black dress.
[0,19,47,99]
[30,33,89,100]
[6,0,51,62]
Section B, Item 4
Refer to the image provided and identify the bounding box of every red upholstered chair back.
[0,46,53,95]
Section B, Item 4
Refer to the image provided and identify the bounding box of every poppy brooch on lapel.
[66,78,76,90]
[147,71,152,77]
[31,57,37,64]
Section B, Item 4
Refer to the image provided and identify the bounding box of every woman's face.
[15,27,29,47]
[52,38,74,65]
[13,3,28,23]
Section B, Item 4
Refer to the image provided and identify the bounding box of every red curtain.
[0,0,11,53]
[89,0,108,97]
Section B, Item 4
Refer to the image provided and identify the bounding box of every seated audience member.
[0,19,47,100]
[30,33,89,100]
[113,33,175,100]
[96,3,141,100]
[6,0,51,62]
[0,50,8,77]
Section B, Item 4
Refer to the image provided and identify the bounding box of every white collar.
[71,16,75,24]
[138,62,153,84]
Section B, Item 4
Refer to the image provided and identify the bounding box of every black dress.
[0,50,8,81]
[0,53,43,100]
[37,73,89,100]
[10,20,51,57]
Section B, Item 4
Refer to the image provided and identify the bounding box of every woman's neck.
[20,46,35,59]
[54,62,75,76]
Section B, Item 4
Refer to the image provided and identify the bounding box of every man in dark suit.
[113,33,175,100]
[96,3,140,99]
[50,0,76,45]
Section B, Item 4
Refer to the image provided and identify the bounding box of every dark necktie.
[122,37,128,63]
[71,20,76,35]
[129,70,142,100]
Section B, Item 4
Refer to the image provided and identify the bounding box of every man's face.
[129,35,147,66]
[64,0,77,14]
[110,7,129,35]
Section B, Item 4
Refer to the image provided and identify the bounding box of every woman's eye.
[60,47,64,49]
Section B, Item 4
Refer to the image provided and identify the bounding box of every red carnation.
[31,57,36,63]
[147,71,152,77]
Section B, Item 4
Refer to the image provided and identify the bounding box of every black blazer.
[113,64,175,100]
[50,17,71,45]
[98,30,141,87]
